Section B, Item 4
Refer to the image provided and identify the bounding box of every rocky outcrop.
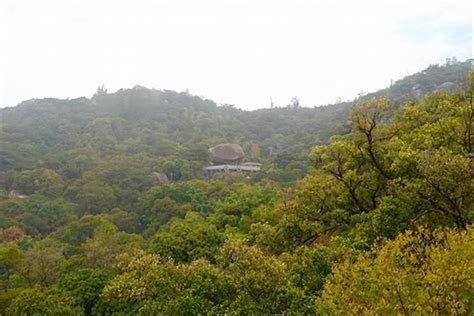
[209,144,245,165]
[151,172,170,184]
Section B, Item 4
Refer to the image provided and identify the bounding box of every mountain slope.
[2,60,471,169]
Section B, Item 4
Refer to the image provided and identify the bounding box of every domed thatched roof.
[209,144,244,164]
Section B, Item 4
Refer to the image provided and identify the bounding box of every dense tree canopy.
[0,63,472,314]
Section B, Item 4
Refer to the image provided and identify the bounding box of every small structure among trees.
[209,144,245,165]
[8,190,27,199]
[204,144,261,176]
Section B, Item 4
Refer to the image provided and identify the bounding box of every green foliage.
[21,241,66,286]
[100,250,176,313]
[55,215,106,246]
[58,268,110,315]
[75,181,116,214]
[0,65,471,315]
[103,243,312,314]
[0,244,24,291]
[317,226,474,314]
[7,286,80,315]
[147,197,189,226]
[0,196,78,236]
[141,180,213,213]
[282,244,334,296]
[272,85,473,252]
[217,239,309,313]
[150,212,224,262]
[165,259,233,314]
[101,208,143,233]
[83,222,145,268]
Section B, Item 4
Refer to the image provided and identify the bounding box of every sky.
[0,0,472,110]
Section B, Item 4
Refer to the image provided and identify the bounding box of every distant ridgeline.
[0,60,472,315]
[0,59,471,184]
[360,58,473,104]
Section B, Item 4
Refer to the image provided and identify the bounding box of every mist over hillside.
[0,59,472,315]
[1,59,471,174]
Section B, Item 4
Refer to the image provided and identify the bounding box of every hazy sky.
[0,0,472,109]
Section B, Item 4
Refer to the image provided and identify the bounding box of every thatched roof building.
[209,144,244,164]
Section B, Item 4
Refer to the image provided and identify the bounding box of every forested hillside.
[0,62,472,314]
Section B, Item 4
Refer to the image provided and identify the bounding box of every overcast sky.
[0,0,472,109]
